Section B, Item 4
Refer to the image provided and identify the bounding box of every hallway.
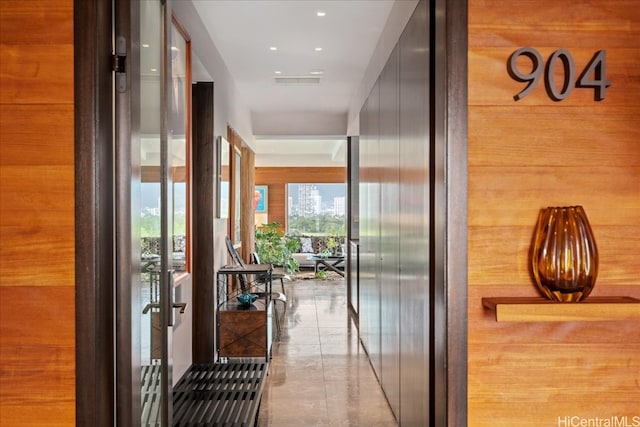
[258,277,397,426]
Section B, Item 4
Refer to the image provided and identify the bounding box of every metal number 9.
[507,47,544,101]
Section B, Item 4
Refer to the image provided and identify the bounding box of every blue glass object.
[236,293,258,307]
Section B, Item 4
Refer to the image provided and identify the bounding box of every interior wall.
[359,1,431,424]
[346,0,419,135]
[0,0,75,425]
[468,1,640,425]
[359,75,382,382]
[172,1,255,155]
[379,43,401,418]
[254,167,346,229]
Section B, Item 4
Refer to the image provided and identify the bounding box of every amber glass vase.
[531,206,598,302]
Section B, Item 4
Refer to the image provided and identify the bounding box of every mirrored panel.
[217,136,230,219]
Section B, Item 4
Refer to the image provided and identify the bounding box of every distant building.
[333,196,345,216]
[298,184,321,217]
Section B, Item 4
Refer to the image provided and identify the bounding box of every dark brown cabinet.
[216,266,274,361]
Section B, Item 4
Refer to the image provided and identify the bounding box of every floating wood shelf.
[482,296,640,322]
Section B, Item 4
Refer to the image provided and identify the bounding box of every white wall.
[173,1,255,150]
[172,1,256,363]
[346,0,418,135]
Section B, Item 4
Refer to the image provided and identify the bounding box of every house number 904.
[507,47,611,101]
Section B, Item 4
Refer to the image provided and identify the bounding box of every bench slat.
[173,362,268,427]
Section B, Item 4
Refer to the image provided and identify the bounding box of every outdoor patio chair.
[250,252,288,296]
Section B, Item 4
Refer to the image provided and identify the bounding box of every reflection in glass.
[139,1,162,423]
[169,21,188,273]
[234,148,242,243]
[218,137,230,219]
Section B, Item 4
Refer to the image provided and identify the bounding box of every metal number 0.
[545,49,575,101]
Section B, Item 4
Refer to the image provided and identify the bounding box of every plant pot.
[531,206,598,302]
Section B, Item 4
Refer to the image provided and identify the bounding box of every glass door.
[115,0,190,425]
[138,1,173,425]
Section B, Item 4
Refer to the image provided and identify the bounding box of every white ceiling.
[191,0,403,167]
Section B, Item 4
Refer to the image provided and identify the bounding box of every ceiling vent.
[274,76,321,85]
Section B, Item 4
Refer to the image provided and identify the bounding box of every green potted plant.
[255,222,300,273]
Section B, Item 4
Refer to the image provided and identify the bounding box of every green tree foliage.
[140,213,185,238]
[287,214,346,236]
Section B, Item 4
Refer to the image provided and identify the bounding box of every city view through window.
[139,182,345,237]
[287,183,346,236]
[140,182,187,237]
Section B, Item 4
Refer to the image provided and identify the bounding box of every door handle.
[166,270,174,326]
[142,302,160,314]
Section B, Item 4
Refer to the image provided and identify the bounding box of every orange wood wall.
[255,167,346,228]
[468,1,640,425]
[0,1,75,425]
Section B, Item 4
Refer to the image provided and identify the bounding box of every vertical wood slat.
[241,147,255,262]
[468,0,640,425]
[0,0,76,425]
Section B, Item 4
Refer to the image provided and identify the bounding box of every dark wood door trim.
[438,0,468,424]
[192,82,217,363]
[74,0,115,425]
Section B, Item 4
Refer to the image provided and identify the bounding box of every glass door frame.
[74,0,225,425]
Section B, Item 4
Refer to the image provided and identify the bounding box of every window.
[287,183,346,235]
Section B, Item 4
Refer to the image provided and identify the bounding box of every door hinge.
[113,36,127,92]
[112,54,126,73]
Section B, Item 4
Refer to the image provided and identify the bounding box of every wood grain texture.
[241,147,255,262]
[218,303,268,358]
[0,287,75,425]
[482,297,640,322]
[0,0,75,424]
[469,286,640,426]
[468,0,640,424]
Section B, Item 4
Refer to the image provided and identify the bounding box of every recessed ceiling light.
[274,71,282,74]
[269,46,277,51]
[142,43,150,48]
[310,70,324,75]
[314,47,323,52]
[317,11,326,17]
[150,68,157,72]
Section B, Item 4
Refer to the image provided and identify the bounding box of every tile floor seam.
[316,290,332,419]
[257,278,397,426]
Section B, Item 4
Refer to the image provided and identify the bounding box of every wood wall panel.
[0,0,75,425]
[240,147,255,261]
[469,107,640,167]
[468,0,640,425]
[0,286,75,425]
[0,105,75,166]
[469,48,640,107]
[255,167,346,227]
[255,166,345,184]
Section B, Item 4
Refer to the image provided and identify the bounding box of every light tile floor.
[258,277,398,426]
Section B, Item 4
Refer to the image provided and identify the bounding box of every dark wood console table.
[216,265,274,361]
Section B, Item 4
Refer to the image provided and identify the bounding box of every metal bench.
[173,361,268,426]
